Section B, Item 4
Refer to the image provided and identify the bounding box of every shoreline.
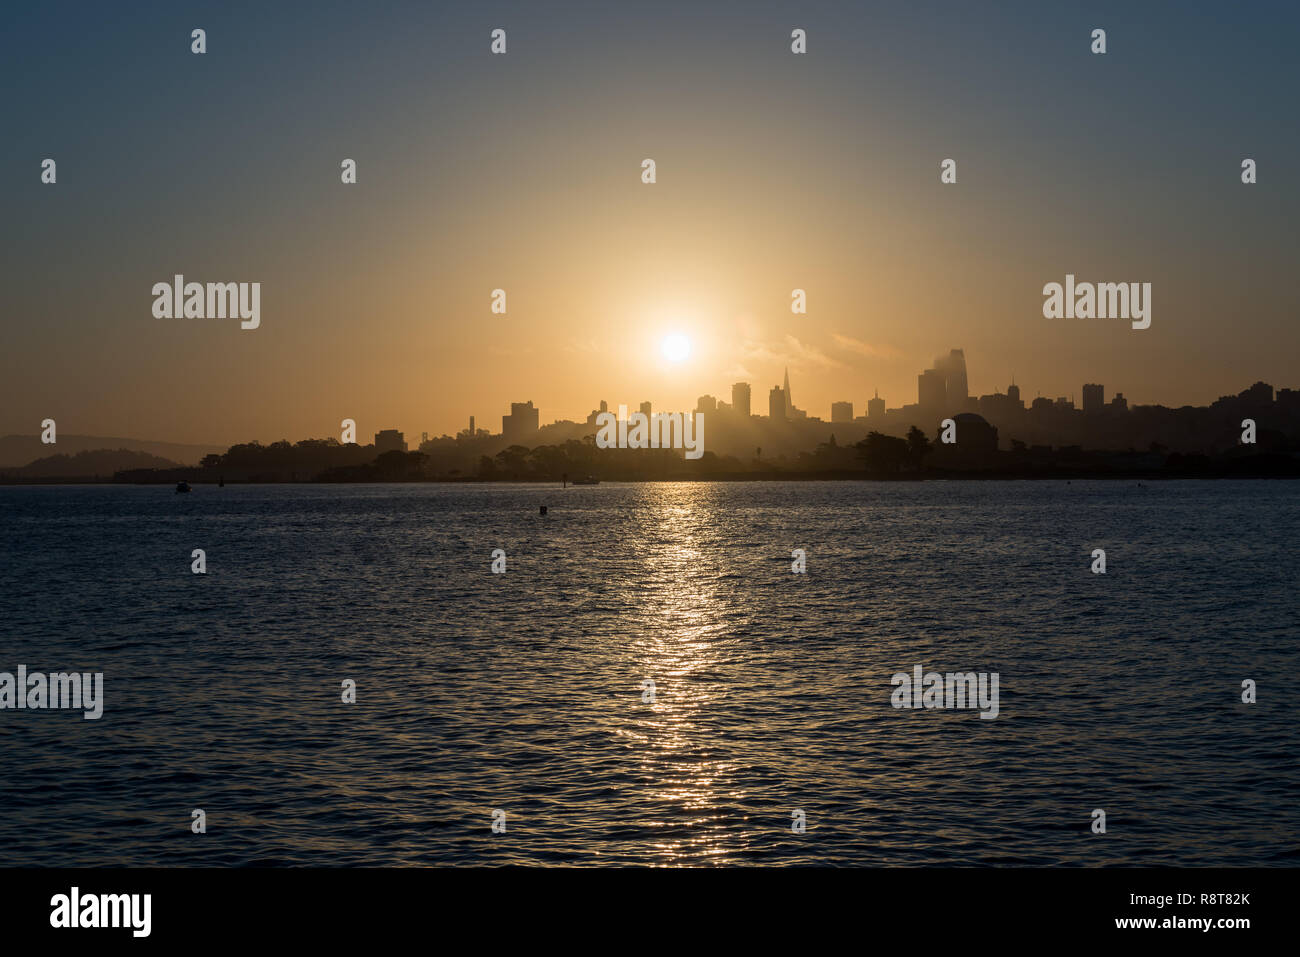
[3,469,1300,487]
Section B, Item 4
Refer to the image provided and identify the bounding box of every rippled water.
[0,480,1296,866]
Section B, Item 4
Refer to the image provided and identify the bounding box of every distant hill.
[0,434,224,468]
[2,448,185,478]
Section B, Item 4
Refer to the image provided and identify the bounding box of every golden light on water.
[622,483,747,864]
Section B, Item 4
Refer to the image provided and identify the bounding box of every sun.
[661,333,691,363]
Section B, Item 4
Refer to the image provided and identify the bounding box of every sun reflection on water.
[617,482,754,865]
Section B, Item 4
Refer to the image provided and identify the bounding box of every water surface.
[1,480,1295,866]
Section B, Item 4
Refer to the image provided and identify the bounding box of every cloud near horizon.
[830,334,903,362]
[739,335,842,372]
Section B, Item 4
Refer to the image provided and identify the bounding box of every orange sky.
[5,2,1297,445]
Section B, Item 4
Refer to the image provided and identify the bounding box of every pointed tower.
[783,367,793,417]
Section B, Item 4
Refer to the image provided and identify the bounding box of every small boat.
[175,481,191,493]
[571,475,600,485]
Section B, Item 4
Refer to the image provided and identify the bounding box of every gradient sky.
[3,0,1298,445]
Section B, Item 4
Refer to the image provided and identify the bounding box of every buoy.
[540,505,548,515]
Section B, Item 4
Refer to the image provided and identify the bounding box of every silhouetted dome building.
[950,413,998,453]
[929,412,1001,471]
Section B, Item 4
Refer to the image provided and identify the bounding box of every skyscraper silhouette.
[918,368,946,409]
[769,385,786,420]
[919,349,968,411]
[732,382,751,418]
[943,349,968,406]
[1082,383,1104,414]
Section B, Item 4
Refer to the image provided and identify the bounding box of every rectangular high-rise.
[918,368,946,409]
[1082,383,1104,414]
[732,382,751,417]
[769,385,786,420]
[374,430,407,454]
[831,401,854,423]
[502,401,539,443]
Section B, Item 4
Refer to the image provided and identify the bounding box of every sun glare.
[661,333,692,363]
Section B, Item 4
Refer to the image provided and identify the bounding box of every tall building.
[1007,381,1021,408]
[502,401,539,443]
[732,382,751,417]
[917,349,970,412]
[939,349,969,406]
[469,416,475,434]
[1082,383,1104,414]
[639,401,652,418]
[918,368,946,409]
[374,429,407,454]
[781,367,809,419]
[769,385,787,420]
[868,389,885,419]
[696,395,717,413]
[831,401,854,423]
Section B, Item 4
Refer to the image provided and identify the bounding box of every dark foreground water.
[0,481,1296,866]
